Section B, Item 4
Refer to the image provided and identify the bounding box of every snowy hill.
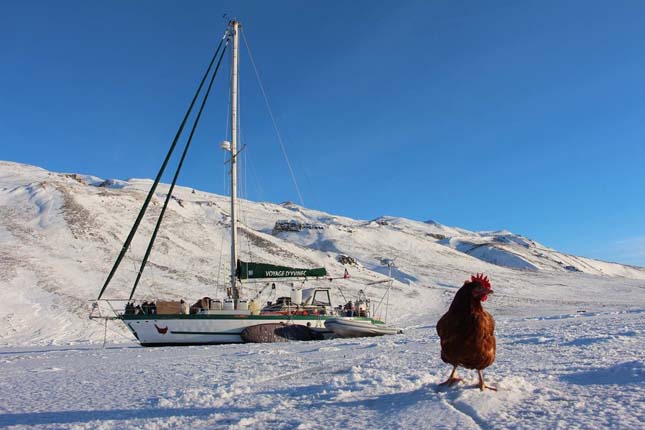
[0,160,644,346]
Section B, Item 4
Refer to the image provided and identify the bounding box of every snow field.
[0,308,642,429]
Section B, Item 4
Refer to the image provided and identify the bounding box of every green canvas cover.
[237,260,327,279]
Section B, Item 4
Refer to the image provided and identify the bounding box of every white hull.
[121,315,334,346]
[324,318,401,338]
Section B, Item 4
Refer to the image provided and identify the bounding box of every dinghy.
[325,318,402,338]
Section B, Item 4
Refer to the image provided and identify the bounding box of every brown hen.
[436,273,496,391]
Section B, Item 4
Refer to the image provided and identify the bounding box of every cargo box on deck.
[156,300,183,315]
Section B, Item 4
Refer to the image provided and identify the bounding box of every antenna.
[381,257,396,279]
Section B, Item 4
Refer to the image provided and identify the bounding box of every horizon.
[2,1,644,266]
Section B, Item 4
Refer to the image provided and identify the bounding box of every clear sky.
[2,1,644,266]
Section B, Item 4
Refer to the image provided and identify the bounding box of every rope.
[246,152,266,200]
[102,318,108,349]
[374,280,394,320]
[236,69,252,263]
[224,55,232,148]
[385,280,391,323]
[144,263,159,301]
[128,39,231,300]
[240,28,305,207]
[234,62,256,269]
[215,164,227,296]
[214,228,222,297]
[215,89,232,293]
[97,31,230,300]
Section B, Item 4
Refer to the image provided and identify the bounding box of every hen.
[436,273,496,391]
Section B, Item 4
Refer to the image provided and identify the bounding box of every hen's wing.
[437,310,467,365]
[471,309,496,369]
[436,311,449,338]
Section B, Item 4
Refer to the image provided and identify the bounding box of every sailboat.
[90,20,397,346]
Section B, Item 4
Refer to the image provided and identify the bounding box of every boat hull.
[120,314,342,346]
[324,318,401,338]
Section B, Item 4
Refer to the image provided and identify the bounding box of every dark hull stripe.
[140,341,244,347]
[170,331,237,335]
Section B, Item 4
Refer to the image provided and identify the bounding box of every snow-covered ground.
[1,308,642,429]
[0,160,643,429]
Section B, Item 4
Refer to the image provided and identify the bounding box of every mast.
[229,20,240,301]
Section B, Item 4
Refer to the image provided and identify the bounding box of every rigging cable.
[128,38,231,300]
[97,31,230,300]
[236,70,255,265]
[215,57,234,297]
[240,28,305,207]
[215,161,227,296]
[215,72,232,294]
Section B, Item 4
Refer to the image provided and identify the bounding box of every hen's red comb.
[470,273,491,290]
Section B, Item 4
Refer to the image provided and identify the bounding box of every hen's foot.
[439,377,463,386]
[477,370,496,391]
[477,381,497,391]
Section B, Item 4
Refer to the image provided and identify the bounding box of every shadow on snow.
[561,360,644,386]
[0,406,244,427]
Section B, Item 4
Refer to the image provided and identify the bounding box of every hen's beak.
[475,286,493,295]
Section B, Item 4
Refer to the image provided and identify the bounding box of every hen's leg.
[439,365,462,386]
[477,369,497,391]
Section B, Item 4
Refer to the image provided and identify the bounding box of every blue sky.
[2,1,644,266]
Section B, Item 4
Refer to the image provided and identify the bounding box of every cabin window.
[312,290,331,307]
